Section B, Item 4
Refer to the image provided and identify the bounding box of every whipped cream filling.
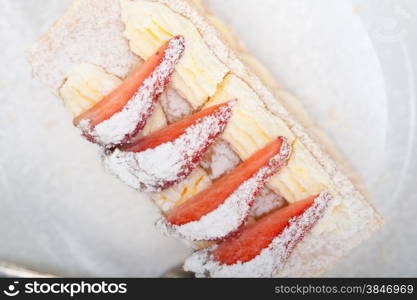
[157,138,290,241]
[200,140,241,180]
[250,187,286,218]
[183,192,333,277]
[121,0,229,107]
[78,36,185,147]
[103,100,235,192]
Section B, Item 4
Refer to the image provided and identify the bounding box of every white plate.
[0,0,416,276]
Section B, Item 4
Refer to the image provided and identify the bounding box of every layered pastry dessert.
[27,0,383,277]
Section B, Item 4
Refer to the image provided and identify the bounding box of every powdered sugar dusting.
[103,100,235,192]
[79,36,185,147]
[184,191,332,277]
[157,137,291,241]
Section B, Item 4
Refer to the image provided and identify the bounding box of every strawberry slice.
[103,100,236,192]
[213,195,318,265]
[120,101,235,153]
[157,137,291,241]
[73,35,185,147]
[166,137,290,225]
[183,192,332,277]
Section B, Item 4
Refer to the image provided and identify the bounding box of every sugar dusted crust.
[27,0,138,94]
[26,0,383,277]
